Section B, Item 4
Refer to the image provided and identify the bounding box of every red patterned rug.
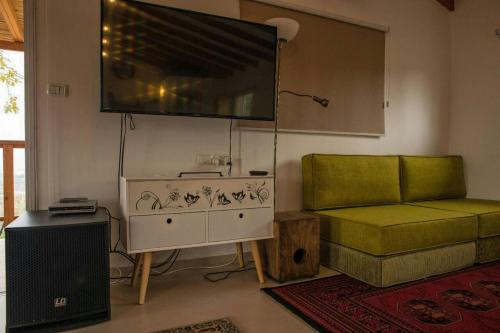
[263,262,500,333]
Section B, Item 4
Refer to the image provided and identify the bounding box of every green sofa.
[302,154,500,287]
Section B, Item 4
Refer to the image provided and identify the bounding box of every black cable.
[203,262,256,283]
[279,90,313,98]
[128,114,136,130]
[114,220,120,251]
[100,206,120,222]
[228,119,233,176]
[101,205,134,264]
[120,114,127,178]
[102,206,114,252]
[150,250,181,276]
[110,250,135,264]
[118,114,135,194]
[115,114,136,250]
[101,200,180,279]
[101,203,179,278]
[151,250,178,269]
[279,90,329,108]
[100,206,123,253]
[117,114,124,194]
[109,249,179,281]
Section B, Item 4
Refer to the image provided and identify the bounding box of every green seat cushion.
[302,154,401,210]
[401,156,466,202]
[316,204,477,256]
[409,199,500,238]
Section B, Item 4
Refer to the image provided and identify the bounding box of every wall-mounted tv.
[100,0,277,121]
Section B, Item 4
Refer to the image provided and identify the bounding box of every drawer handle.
[239,213,244,219]
[166,218,173,224]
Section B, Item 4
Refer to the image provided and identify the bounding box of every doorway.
[0,0,25,230]
[0,0,24,300]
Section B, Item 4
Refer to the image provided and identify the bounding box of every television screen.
[100,0,277,121]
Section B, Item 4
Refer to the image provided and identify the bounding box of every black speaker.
[5,209,110,332]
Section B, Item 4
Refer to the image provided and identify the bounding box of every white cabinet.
[129,212,206,251]
[120,175,274,253]
[208,208,273,242]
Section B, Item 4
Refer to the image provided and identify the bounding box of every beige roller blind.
[239,0,386,135]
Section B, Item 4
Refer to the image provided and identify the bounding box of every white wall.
[35,0,243,263]
[35,0,452,263]
[448,0,500,200]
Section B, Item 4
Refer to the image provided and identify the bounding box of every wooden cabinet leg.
[131,253,143,288]
[250,240,265,284]
[139,252,152,305]
[236,242,245,268]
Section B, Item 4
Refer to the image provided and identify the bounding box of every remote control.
[249,170,269,176]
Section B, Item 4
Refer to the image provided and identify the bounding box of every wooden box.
[264,211,320,282]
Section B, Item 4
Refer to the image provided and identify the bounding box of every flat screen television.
[100,0,277,121]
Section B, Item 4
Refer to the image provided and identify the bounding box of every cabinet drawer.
[208,208,273,242]
[130,212,206,251]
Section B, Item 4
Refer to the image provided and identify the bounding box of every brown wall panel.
[239,0,386,135]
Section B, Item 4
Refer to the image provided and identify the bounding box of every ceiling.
[0,0,453,53]
[0,0,23,51]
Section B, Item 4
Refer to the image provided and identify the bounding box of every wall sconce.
[279,90,329,108]
[265,17,300,43]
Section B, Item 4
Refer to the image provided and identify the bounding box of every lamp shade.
[264,18,299,42]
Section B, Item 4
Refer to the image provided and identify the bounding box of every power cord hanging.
[228,118,233,176]
[117,114,135,194]
[102,204,182,281]
[117,114,124,194]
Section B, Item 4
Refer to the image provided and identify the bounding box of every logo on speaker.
[54,297,67,308]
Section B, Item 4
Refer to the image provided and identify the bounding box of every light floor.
[0,250,338,333]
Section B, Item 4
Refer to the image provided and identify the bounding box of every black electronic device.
[59,197,89,203]
[249,170,269,176]
[100,0,277,121]
[48,199,98,215]
[5,209,110,332]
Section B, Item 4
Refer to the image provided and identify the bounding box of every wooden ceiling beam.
[0,0,23,42]
[435,0,455,11]
[0,40,23,51]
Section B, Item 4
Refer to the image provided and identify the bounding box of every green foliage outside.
[0,50,23,114]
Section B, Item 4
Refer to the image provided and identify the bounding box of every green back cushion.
[401,156,466,202]
[302,154,401,210]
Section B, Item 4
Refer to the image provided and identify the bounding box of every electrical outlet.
[219,155,231,166]
[47,83,69,97]
[196,154,230,166]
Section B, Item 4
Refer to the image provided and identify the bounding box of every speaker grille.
[6,223,109,328]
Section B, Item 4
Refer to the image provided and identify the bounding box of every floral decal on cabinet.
[184,193,200,207]
[134,181,271,211]
[135,191,162,210]
[246,181,270,204]
[217,193,231,206]
[202,186,220,208]
[135,185,184,210]
[232,191,246,203]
